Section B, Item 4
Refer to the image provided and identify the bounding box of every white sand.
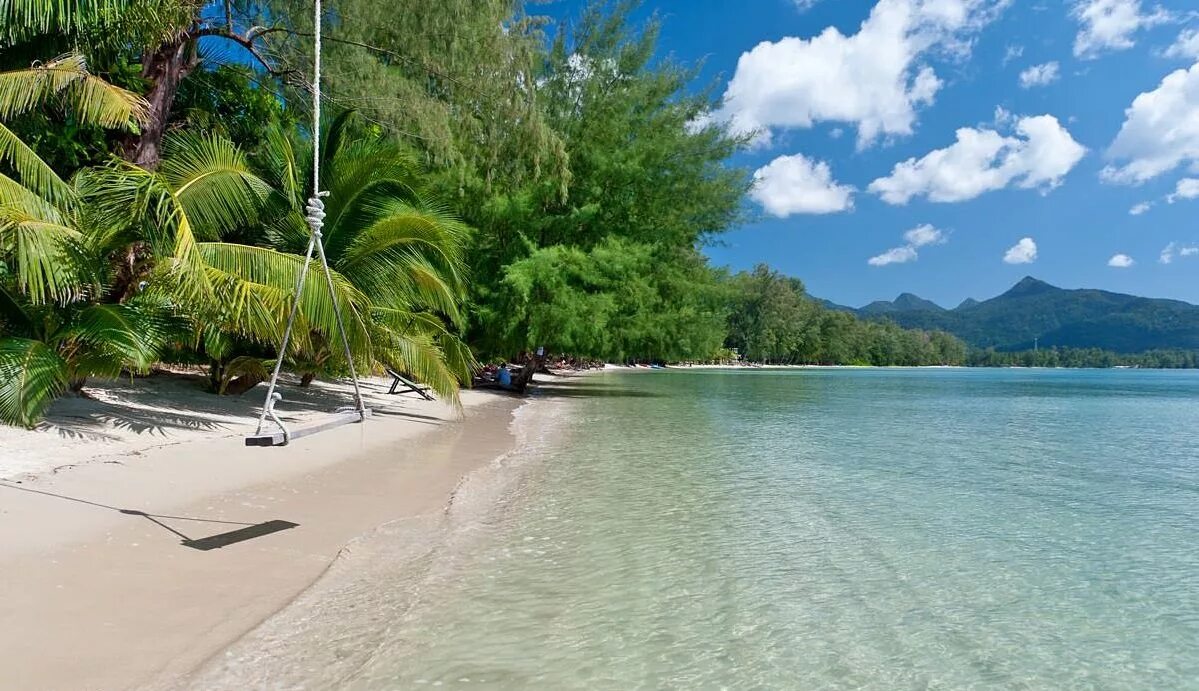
[0,370,455,480]
[0,371,523,690]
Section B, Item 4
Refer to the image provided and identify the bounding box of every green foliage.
[0,337,67,427]
[252,114,475,401]
[493,238,730,362]
[724,265,969,366]
[464,2,750,363]
[254,0,566,188]
[967,347,1199,369]
[173,65,297,155]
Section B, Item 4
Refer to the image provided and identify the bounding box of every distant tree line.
[967,348,1199,369]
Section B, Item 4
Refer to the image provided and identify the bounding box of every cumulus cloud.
[792,0,821,11]
[1019,61,1061,88]
[1165,28,1199,60]
[750,154,855,216]
[868,246,920,266]
[1072,0,1173,59]
[868,224,946,266]
[1003,44,1025,65]
[904,224,945,247]
[1108,253,1135,267]
[869,114,1087,204]
[711,0,1007,148]
[1162,241,1199,264]
[1102,63,1199,184]
[1130,201,1153,215]
[1004,237,1038,264]
[1167,177,1199,203]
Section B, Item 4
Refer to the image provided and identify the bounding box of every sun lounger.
[386,368,434,400]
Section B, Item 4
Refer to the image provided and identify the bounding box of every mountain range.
[824,277,1199,352]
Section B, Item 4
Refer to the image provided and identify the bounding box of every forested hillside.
[850,277,1199,352]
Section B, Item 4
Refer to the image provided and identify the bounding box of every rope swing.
[246,0,371,447]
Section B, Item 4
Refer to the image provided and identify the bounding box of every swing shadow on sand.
[0,482,298,551]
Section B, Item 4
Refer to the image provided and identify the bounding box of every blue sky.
[543,1,1199,308]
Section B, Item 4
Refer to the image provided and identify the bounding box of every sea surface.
[202,368,1199,690]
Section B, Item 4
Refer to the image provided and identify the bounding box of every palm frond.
[368,324,461,405]
[63,301,180,378]
[0,53,146,128]
[159,133,273,239]
[0,121,70,202]
[0,336,68,427]
[77,162,212,300]
[0,0,132,45]
[0,207,84,303]
[196,242,374,360]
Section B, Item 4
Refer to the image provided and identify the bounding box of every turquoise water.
[213,368,1199,689]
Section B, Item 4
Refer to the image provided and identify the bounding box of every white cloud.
[1167,177,1199,202]
[1003,44,1025,65]
[869,114,1086,204]
[868,223,947,266]
[712,0,1007,149]
[1004,237,1038,264]
[904,223,946,247]
[1108,253,1135,267]
[1130,201,1153,214]
[1019,61,1061,88]
[1165,28,1199,60]
[1102,63,1199,184]
[792,0,821,11]
[1160,242,1176,263]
[750,154,855,216]
[868,246,920,266]
[1182,246,1199,257]
[1072,0,1173,59]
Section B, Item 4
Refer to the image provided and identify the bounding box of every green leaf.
[0,336,68,428]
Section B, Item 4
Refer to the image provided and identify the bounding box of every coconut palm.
[0,53,165,426]
[252,113,476,398]
[78,131,378,389]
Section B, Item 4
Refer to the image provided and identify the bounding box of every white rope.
[254,0,367,441]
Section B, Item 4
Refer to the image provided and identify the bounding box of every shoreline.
[0,374,528,691]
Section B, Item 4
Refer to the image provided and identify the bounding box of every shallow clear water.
[214,368,1199,689]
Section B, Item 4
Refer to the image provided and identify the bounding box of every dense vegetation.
[0,1,1192,428]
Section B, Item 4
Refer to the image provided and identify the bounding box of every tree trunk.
[122,37,198,169]
[66,377,90,397]
[299,372,316,387]
[208,358,224,393]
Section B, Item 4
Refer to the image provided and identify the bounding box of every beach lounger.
[386,368,434,400]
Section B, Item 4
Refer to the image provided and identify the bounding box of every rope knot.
[305,191,330,236]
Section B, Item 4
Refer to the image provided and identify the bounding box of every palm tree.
[253,113,476,398]
[79,131,378,392]
[0,53,164,426]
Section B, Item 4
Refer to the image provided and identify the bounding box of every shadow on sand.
[38,371,426,441]
[0,482,298,551]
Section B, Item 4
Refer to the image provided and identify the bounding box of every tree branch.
[192,26,297,78]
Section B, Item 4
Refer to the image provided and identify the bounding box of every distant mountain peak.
[1004,276,1056,296]
[956,297,980,310]
[892,293,944,312]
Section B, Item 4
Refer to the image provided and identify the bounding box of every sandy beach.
[0,372,522,690]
